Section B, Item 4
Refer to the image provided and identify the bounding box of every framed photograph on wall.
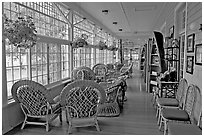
[187,33,195,52]
[169,26,174,38]
[186,56,194,74]
[195,44,202,65]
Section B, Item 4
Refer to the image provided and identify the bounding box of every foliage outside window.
[3,14,37,49]
[3,2,116,100]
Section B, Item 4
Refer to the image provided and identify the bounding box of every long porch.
[6,66,162,135]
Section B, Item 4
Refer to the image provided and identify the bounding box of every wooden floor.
[6,65,163,135]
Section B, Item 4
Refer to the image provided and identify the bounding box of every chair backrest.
[105,84,121,103]
[183,84,197,120]
[72,66,96,80]
[176,78,188,108]
[11,80,49,116]
[60,80,106,119]
[106,63,114,70]
[192,85,202,126]
[92,63,108,80]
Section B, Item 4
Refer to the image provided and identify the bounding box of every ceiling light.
[119,29,123,31]
[113,22,118,25]
[102,10,109,15]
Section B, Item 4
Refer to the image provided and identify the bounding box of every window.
[3,2,117,100]
[31,43,48,85]
[3,2,71,99]
[6,42,29,97]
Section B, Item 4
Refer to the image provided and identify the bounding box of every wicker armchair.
[11,80,62,132]
[120,62,133,78]
[60,80,106,134]
[71,66,96,81]
[92,63,108,82]
[97,80,123,117]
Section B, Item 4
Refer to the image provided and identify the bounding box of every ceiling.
[70,2,167,48]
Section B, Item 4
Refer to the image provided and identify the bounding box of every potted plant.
[71,38,88,48]
[98,41,107,50]
[3,14,38,49]
[71,34,88,48]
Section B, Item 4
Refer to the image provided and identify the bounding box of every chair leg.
[159,116,163,131]
[164,119,168,135]
[95,120,101,131]
[59,113,62,122]
[21,117,27,130]
[67,124,72,134]
[156,105,159,117]
[157,108,161,125]
[46,117,49,132]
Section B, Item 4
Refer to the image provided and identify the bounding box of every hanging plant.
[71,34,88,48]
[71,38,88,48]
[3,14,37,49]
[98,41,107,50]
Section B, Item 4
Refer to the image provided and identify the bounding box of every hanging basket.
[3,14,37,49]
[98,41,107,50]
[71,38,88,48]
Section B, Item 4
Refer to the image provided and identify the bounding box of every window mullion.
[47,43,50,84]
[28,48,32,80]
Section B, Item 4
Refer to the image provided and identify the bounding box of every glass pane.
[42,75,48,85]
[6,68,12,82]
[49,63,54,72]
[13,67,20,80]
[37,64,43,75]
[22,66,28,79]
[32,77,37,83]
[42,64,47,74]
[7,82,13,98]
[32,65,37,76]
[38,75,43,84]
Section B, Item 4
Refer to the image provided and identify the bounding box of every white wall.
[184,2,202,91]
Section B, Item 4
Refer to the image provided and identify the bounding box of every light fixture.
[102,10,109,15]
[119,28,123,31]
[113,22,118,25]
[199,24,202,31]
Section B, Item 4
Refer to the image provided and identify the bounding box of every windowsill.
[5,78,73,108]
[45,78,72,90]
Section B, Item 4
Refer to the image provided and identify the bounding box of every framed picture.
[195,44,202,65]
[186,56,194,74]
[187,33,195,52]
[169,26,174,38]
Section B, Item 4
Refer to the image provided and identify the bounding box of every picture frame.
[187,33,195,52]
[169,26,174,38]
[195,44,202,65]
[186,56,194,74]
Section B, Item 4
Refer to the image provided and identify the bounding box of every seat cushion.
[50,102,61,114]
[162,108,190,121]
[168,123,202,135]
[157,98,179,107]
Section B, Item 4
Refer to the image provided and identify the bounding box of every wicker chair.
[159,84,198,135]
[120,62,133,78]
[97,80,123,117]
[71,66,96,81]
[92,63,108,82]
[60,80,106,134]
[11,80,62,132]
